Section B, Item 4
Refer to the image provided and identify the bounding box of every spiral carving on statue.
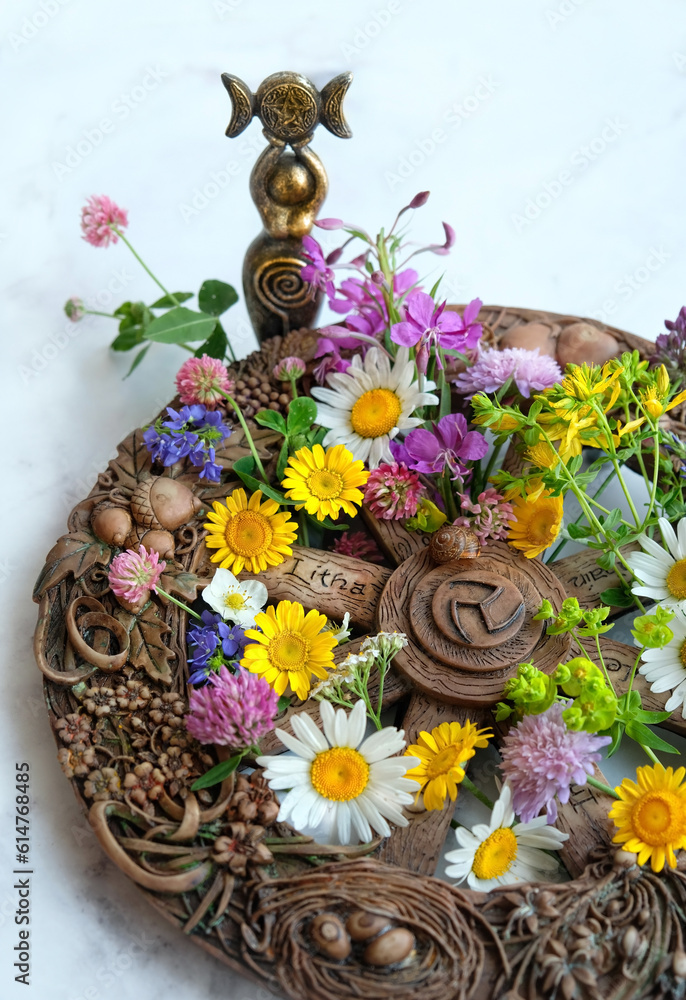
[253,257,311,320]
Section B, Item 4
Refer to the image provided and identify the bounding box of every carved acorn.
[362,927,415,966]
[346,911,391,942]
[91,502,133,547]
[130,477,202,532]
[124,524,176,561]
[429,525,481,564]
[309,913,351,961]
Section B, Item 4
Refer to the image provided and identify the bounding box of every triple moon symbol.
[449,581,525,645]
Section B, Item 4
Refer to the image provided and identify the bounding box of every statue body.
[221,70,352,342]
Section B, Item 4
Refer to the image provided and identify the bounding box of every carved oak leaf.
[99,429,155,493]
[215,425,282,467]
[115,602,174,685]
[158,563,208,604]
[33,529,111,600]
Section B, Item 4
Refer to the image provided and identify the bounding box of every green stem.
[289,376,299,399]
[626,649,643,696]
[155,587,202,620]
[219,391,268,482]
[115,231,179,305]
[641,422,662,528]
[443,468,459,521]
[586,775,619,799]
[476,441,504,497]
[299,512,310,548]
[546,467,618,563]
[594,633,616,696]
[84,308,118,319]
[609,456,641,527]
[461,774,494,810]
[641,744,661,764]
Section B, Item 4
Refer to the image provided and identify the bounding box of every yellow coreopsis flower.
[203,489,298,575]
[404,721,493,811]
[281,443,369,522]
[507,486,564,558]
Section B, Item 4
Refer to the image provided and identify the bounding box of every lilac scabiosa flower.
[65,296,84,322]
[404,413,488,480]
[185,666,278,747]
[363,461,425,520]
[332,530,384,563]
[175,354,233,409]
[391,292,482,373]
[454,488,515,545]
[301,235,335,297]
[453,346,562,399]
[273,356,307,381]
[80,195,128,248]
[108,545,165,605]
[499,701,611,823]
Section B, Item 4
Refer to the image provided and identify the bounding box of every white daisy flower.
[256,700,419,845]
[443,783,568,891]
[627,517,686,609]
[311,346,438,468]
[202,568,268,627]
[639,606,686,718]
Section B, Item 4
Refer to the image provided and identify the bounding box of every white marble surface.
[2,0,686,996]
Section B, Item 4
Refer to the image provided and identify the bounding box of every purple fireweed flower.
[185,666,278,747]
[651,306,686,376]
[500,701,611,823]
[453,346,563,399]
[404,413,488,479]
[301,235,335,297]
[391,291,483,373]
[314,217,344,230]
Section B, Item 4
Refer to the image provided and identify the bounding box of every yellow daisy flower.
[507,487,563,559]
[281,444,369,522]
[609,763,686,872]
[404,720,493,811]
[203,488,297,575]
[241,599,337,700]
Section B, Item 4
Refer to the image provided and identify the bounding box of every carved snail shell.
[130,477,202,532]
[429,525,481,564]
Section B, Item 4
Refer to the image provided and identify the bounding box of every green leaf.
[599,587,634,608]
[308,514,349,531]
[144,307,217,344]
[277,694,292,713]
[625,721,680,754]
[150,292,194,309]
[567,523,593,540]
[429,275,444,299]
[633,709,672,724]
[255,410,288,436]
[195,322,228,360]
[596,551,616,572]
[124,344,151,378]
[198,279,239,316]
[232,456,295,506]
[276,438,289,481]
[191,753,243,791]
[111,328,144,351]
[287,397,318,437]
[606,721,623,757]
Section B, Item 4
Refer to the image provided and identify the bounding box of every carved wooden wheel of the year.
[33,307,686,1000]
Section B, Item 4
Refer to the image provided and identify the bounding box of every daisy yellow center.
[630,791,683,846]
[425,745,462,779]
[666,558,686,600]
[224,592,247,611]
[224,509,273,557]
[268,631,309,671]
[472,827,518,880]
[307,468,343,500]
[351,388,402,439]
[310,747,370,801]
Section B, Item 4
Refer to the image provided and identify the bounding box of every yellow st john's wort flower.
[609,762,686,872]
[241,599,337,700]
[507,486,563,559]
[281,443,369,522]
[557,361,623,407]
[404,721,493,810]
[536,411,603,462]
[203,488,298,575]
